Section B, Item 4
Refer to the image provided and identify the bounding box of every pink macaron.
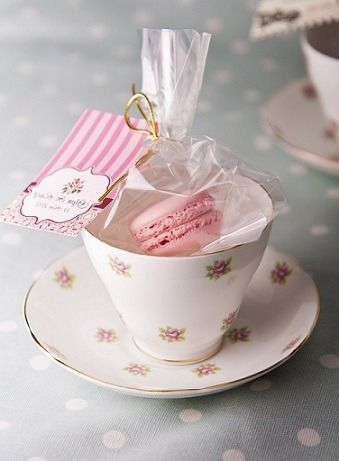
[129,191,222,256]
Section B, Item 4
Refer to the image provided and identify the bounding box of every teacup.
[82,220,271,364]
[302,22,339,135]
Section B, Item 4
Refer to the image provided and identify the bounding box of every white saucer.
[262,78,339,177]
[24,246,319,399]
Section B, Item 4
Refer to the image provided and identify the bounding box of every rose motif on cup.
[108,255,131,278]
[227,326,251,343]
[62,177,85,194]
[123,363,151,377]
[206,257,232,280]
[192,363,221,378]
[54,267,75,289]
[282,336,301,353]
[95,328,117,343]
[271,261,292,285]
[221,311,237,332]
[159,326,186,343]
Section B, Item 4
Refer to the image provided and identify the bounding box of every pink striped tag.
[0,111,148,236]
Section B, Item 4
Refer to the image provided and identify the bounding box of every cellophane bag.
[97,29,285,256]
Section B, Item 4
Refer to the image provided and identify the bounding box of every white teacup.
[82,221,271,364]
[302,22,339,132]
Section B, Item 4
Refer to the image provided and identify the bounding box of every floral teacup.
[82,222,271,363]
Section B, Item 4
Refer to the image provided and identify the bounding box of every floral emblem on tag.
[221,311,237,331]
[159,326,186,343]
[54,267,75,289]
[108,255,131,278]
[192,363,221,378]
[206,257,232,280]
[282,336,301,353]
[95,328,117,343]
[123,363,151,377]
[271,261,292,285]
[62,177,85,194]
[227,326,251,343]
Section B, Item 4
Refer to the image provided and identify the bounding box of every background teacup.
[301,22,339,138]
[83,221,271,364]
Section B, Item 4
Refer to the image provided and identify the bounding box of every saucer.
[262,78,339,177]
[24,246,319,399]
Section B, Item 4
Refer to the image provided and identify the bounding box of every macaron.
[129,191,221,256]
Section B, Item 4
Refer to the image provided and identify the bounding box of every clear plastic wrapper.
[97,29,285,256]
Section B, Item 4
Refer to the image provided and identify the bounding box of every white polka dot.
[133,10,153,26]
[65,0,82,8]
[1,232,22,245]
[0,421,11,431]
[310,224,330,236]
[0,321,18,332]
[42,84,58,96]
[230,40,249,56]
[297,428,321,447]
[0,93,7,107]
[65,52,82,63]
[30,355,51,370]
[32,269,43,280]
[280,203,291,215]
[261,58,279,72]
[223,449,247,461]
[17,62,34,75]
[204,17,223,32]
[88,23,109,40]
[176,0,195,5]
[289,163,307,175]
[242,89,259,103]
[39,135,57,149]
[102,430,127,450]
[249,379,272,391]
[9,169,26,181]
[213,70,232,84]
[14,115,30,127]
[319,354,339,368]
[65,398,88,411]
[26,457,47,461]
[224,111,242,123]
[197,100,212,114]
[326,187,339,199]
[91,72,110,87]
[112,45,134,59]
[179,409,202,423]
[19,6,39,20]
[253,135,272,151]
[66,103,83,116]
[246,0,258,11]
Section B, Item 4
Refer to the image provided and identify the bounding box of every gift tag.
[0,110,147,236]
[251,0,339,39]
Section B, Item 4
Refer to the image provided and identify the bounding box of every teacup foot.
[132,336,224,366]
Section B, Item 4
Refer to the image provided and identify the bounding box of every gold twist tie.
[98,84,159,203]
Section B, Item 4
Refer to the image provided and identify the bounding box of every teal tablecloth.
[0,1,338,460]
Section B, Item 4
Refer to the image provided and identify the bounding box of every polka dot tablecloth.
[0,1,338,460]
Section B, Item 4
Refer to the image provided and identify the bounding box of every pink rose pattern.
[206,257,232,280]
[95,328,117,343]
[159,326,186,343]
[227,326,251,343]
[54,267,75,289]
[282,336,301,353]
[271,261,292,285]
[62,177,85,194]
[109,255,131,278]
[221,311,237,331]
[123,363,151,377]
[192,363,221,378]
